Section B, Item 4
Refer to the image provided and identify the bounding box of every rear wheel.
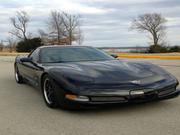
[42,75,59,108]
[14,65,24,84]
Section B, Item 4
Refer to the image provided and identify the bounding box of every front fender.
[47,68,94,93]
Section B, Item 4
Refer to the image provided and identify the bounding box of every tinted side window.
[29,49,40,63]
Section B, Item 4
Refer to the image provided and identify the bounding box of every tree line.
[0,12,180,53]
[6,10,83,52]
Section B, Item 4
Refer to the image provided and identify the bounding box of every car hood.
[44,60,176,92]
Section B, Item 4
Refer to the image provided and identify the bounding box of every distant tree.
[148,45,168,53]
[38,29,49,45]
[44,11,82,45]
[76,26,84,45]
[7,36,16,52]
[62,12,81,45]
[47,11,65,44]
[38,29,48,38]
[131,13,167,46]
[10,11,30,41]
[169,46,180,52]
[0,41,4,52]
[16,37,43,52]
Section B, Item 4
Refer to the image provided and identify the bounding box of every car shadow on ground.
[61,100,176,116]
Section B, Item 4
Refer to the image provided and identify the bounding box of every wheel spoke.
[47,91,53,98]
[44,78,54,104]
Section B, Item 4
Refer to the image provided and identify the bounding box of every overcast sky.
[0,0,180,47]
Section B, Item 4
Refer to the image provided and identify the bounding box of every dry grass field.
[115,52,180,60]
[0,52,28,56]
[0,47,28,56]
[0,50,180,60]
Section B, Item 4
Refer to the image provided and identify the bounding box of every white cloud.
[14,0,112,14]
[167,17,180,27]
[86,0,164,4]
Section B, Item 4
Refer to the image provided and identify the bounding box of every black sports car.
[14,46,180,109]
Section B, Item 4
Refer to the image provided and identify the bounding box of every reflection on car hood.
[44,60,174,90]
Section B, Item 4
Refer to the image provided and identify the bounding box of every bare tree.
[131,13,167,46]
[10,11,30,41]
[38,29,48,38]
[7,36,16,52]
[38,29,48,45]
[62,12,81,45]
[0,40,4,52]
[76,27,84,45]
[45,11,82,45]
[47,11,65,44]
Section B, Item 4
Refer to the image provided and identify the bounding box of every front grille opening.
[90,96,126,102]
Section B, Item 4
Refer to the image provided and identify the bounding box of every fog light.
[65,94,89,102]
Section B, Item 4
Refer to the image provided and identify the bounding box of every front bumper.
[64,88,180,108]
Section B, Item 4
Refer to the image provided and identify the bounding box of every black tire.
[14,65,24,84]
[42,74,81,110]
[42,75,60,108]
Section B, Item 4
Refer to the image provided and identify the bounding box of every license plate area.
[90,96,126,102]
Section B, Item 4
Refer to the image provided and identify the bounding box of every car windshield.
[40,46,114,63]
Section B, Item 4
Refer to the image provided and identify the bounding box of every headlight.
[65,94,89,102]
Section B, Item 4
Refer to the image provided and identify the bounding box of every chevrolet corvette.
[14,46,180,109]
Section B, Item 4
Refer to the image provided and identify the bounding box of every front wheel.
[42,75,59,108]
[14,65,24,84]
[42,74,80,110]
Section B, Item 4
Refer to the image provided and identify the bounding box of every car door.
[21,48,42,86]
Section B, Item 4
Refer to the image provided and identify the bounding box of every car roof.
[38,45,92,49]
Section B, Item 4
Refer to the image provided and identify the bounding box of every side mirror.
[20,57,32,63]
[110,54,118,58]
